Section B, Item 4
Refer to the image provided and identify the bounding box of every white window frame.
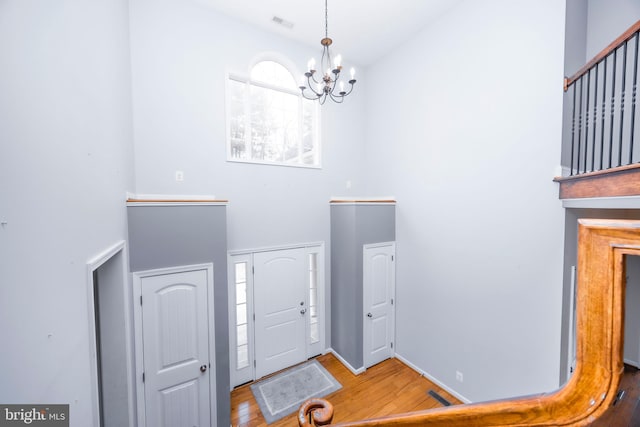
[225,56,321,169]
[227,254,254,388]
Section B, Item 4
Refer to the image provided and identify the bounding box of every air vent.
[272,16,294,29]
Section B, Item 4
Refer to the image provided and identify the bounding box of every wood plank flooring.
[232,356,640,426]
[230,353,462,427]
[589,364,640,426]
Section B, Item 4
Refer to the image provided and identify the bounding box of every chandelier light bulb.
[334,54,342,68]
[308,58,316,71]
[350,67,356,80]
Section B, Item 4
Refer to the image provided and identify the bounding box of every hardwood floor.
[232,357,640,426]
[589,364,640,426]
[230,353,462,427]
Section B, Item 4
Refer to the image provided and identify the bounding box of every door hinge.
[140,295,142,306]
[142,372,145,383]
[391,342,393,349]
[391,298,394,305]
[253,313,255,321]
[254,360,256,368]
[252,266,255,275]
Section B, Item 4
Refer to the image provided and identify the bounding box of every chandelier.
[299,0,356,104]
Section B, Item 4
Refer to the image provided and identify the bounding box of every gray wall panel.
[330,205,359,368]
[127,204,229,426]
[331,203,395,370]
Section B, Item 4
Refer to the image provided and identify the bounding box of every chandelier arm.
[301,90,321,101]
[328,92,345,103]
[320,49,329,76]
[308,73,322,85]
[341,81,356,97]
[304,74,323,96]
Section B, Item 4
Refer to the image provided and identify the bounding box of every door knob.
[200,365,207,373]
[367,313,373,318]
[300,308,307,315]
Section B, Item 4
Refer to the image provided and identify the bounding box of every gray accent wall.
[127,204,229,426]
[330,203,395,370]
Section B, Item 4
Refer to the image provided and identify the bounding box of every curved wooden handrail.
[298,398,334,427]
[565,19,640,90]
[301,219,640,426]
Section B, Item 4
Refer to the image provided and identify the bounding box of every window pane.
[237,344,249,368]
[250,60,297,90]
[237,324,248,346]
[310,323,319,344]
[236,302,247,325]
[235,262,246,283]
[310,288,317,308]
[302,100,318,165]
[229,79,247,160]
[236,282,246,305]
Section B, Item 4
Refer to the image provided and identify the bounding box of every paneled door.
[254,248,307,379]
[139,268,213,427]
[363,242,396,369]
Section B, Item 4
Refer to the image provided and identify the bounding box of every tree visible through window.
[228,60,319,167]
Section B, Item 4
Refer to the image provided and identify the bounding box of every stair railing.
[563,20,640,177]
[299,219,640,426]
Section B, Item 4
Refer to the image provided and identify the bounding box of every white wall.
[363,0,566,402]
[129,0,367,252]
[586,0,640,60]
[0,1,135,426]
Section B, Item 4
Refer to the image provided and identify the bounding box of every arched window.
[227,59,319,167]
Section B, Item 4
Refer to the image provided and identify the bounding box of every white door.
[254,248,307,379]
[140,269,212,427]
[363,243,395,369]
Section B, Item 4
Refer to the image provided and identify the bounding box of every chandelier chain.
[325,0,328,39]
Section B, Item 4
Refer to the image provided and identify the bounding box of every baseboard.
[624,358,640,368]
[394,353,472,404]
[326,348,365,375]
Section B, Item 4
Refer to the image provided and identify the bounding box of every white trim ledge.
[395,353,472,404]
[561,196,640,209]
[326,348,365,375]
[330,196,396,205]
[126,193,227,207]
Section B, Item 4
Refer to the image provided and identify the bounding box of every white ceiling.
[195,0,465,66]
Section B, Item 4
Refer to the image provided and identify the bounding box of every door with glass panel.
[229,245,324,388]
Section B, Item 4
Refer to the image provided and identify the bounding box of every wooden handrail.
[565,19,640,91]
[298,398,334,427]
[300,219,640,426]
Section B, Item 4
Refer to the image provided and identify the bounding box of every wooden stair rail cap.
[300,219,640,426]
[565,19,640,90]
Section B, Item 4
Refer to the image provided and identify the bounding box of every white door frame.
[133,263,217,427]
[228,243,325,388]
[86,241,136,427]
[363,241,396,369]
